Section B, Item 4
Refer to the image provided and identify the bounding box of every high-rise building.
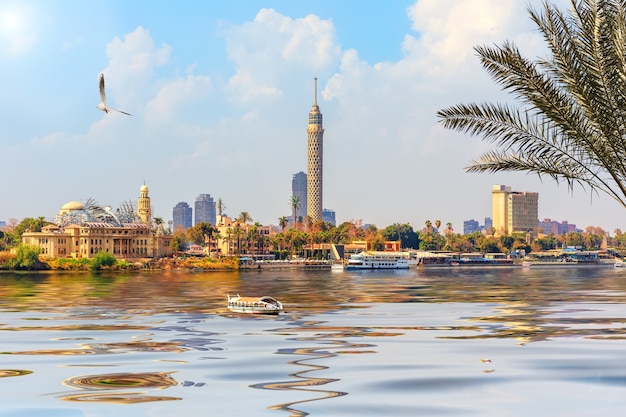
[492,185,538,236]
[292,171,307,222]
[322,209,336,226]
[195,194,216,226]
[463,219,480,235]
[307,78,324,222]
[173,202,192,230]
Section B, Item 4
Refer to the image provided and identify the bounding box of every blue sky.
[2,0,623,234]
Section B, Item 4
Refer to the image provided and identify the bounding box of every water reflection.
[60,371,181,404]
[63,371,178,389]
[252,321,404,416]
[60,392,181,404]
[1,340,188,356]
[1,267,626,415]
[0,369,32,378]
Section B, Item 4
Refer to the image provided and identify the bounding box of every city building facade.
[292,171,307,222]
[539,218,577,235]
[492,184,539,236]
[307,78,324,222]
[213,214,273,257]
[195,194,216,226]
[22,184,172,259]
[172,202,192,230]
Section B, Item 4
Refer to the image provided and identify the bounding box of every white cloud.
[407,0,525,66]
[145,73,213,125]
[102,26,171,110]
[224,8,340,105]
[105,26,170,76]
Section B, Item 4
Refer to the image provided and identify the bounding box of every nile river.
[1,265,625,416]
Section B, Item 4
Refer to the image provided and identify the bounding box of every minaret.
[307,78,324,222]
[138,182,152,227]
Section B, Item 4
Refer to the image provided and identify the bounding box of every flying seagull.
[97,73,132,115]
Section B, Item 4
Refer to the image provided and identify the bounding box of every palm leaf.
[438,0,626,208]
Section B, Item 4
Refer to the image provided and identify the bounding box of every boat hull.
[345,262,409,270]
[227,306,282,314]
[227,295,283,314]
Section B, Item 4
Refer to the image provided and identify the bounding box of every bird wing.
[112,107,132,116]
[99,73,107,104]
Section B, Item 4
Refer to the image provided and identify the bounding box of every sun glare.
[1,11,21,32]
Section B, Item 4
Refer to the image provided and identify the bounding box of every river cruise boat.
[345,251,410,270]
[227,294,284,314]
[416,252,513,267]
[520,250,599,266]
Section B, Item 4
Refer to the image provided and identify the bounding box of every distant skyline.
[3,0,625,233]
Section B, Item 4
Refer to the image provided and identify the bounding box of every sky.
[2,0,624,234]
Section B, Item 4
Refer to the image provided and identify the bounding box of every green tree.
[438,0,626,209]
[11,217,50,244]
[171,228,187,253]
[91,251,117,270]
[237,212,252,225]
[382,223,419,249]
[11,244,41,270]
[565,231,585,249]
[476,236,501,253]
[153,217,164,235]
[278,216,288,231]
[289,196,301,229]
[187,222,215,246]
[499,236,515,251]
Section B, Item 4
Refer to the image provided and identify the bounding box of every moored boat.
[345,251,410,270]
[227,294,284,314]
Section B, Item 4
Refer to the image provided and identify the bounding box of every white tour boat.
[227,294,284,314]
[345,251,410,270]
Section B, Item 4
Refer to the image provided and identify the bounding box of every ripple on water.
[60,371,182,404]
[0,369,32,378]
[62,371,178,390]
[60,392,181,404]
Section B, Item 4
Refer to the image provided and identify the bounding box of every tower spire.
[314,77,318,106]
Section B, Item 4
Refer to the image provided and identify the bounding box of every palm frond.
[438,0,626,208]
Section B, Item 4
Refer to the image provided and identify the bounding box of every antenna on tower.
[314,77,318,106]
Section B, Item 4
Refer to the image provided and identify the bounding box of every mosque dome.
[61,201,84,211]
[140,184,149,192]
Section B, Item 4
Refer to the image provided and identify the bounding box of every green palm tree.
[438,0,626,209]
[289,196,301,229]
[153,217,163,230]
[278,216,288,231]
[237,212,252,224]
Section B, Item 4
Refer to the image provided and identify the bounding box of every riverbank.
[0,252,239,271]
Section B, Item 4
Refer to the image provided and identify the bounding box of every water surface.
[1,266,625,416]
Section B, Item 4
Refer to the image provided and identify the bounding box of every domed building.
[22,184,172,260]
[59,201,84,214]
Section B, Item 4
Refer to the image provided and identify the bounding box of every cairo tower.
[307,78,324,222]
